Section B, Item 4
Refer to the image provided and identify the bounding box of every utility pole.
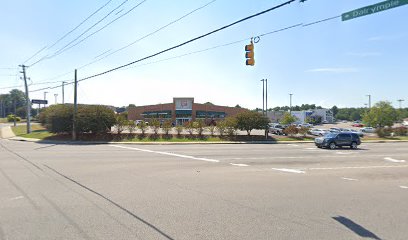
[13,100,16,127]
[397,99,404,109]
[72,69,78,141]
[366,94,371,109]
[54,94,58,104]
[62,81,66,104]
[289,93,293,113]
[261,79,265,115]
[19,65,31,133]
[265,79,268,115]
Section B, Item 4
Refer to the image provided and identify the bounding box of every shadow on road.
[332,216,382,240]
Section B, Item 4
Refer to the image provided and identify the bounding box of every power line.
[24,0,114,65]
[29,0,131,67]
[52,0,148,58]
[79,0,299,82]
[24,0,218,86]
[10,13,341,93]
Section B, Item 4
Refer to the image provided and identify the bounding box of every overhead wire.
[78,0,299,83]
[28,0,131,67]
[28,13,342,93]
[25,0,218,86]
[23,0,114,65]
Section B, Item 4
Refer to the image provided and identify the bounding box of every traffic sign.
[342,0,408,21]
[32,99,48,104]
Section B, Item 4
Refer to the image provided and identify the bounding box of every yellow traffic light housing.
[245,41,255,66]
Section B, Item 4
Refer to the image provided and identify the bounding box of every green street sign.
[342,0,408,21]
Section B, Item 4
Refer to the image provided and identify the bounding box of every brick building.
[128,97,247,125]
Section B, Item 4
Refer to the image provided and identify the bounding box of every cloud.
[346,52,381,57]
[306,68,358,73]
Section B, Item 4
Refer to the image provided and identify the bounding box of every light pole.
[260,79,265,115]
[289,93,293,113]
[54,94,58,104]
[366,94,371,109]
[397,99,405,109]
[43,91,48,108]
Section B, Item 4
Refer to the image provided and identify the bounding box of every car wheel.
[329,142,336,150]
[351,142,358,149]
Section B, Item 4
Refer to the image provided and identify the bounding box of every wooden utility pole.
[20,65,31,133]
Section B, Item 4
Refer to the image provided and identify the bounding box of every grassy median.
[11,124,55,139]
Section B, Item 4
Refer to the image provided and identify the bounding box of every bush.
[225,117,238,137]
[376,127,392,138]
[138,121,148,135]
[298,127,309,137]
[7,114,21,122]
[184,121,194,136]
[162,120,173,135]
[127,120,137,134]
[150,118,160,135]
[175,125,183,136]
[40,104,115,134]
[283,125,298,136]
[194,120,205,136]
[208,125,216,136]
[393,126,407,136]
[114,115,127,134]
[217,120,227,136]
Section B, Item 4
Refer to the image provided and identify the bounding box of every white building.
[291,109,334,124]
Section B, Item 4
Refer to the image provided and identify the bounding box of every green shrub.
[7,114,20,122]
[393,127,407,136]
[283,125,298,136]
[376,127,392,138]
[41,104,115,133]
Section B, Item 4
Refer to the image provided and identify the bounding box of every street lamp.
[289,93,293,113]
[261,79,265,115]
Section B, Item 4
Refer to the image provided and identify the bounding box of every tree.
[193,120,205,136]
[162,120,173,135]
[235,104,242,108]
[235,111,269,136]
[216,120,226,136]
[138,121,148,135]
[224,117,238,137]
[184,121,195,136]
[114,115,127,134]
[150,118,161,135]
[127,120,137,134]
[362,101,398,127]
[281,112,297,125]
[331,105,339,117]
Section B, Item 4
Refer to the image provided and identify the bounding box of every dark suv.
[314,132,361,149]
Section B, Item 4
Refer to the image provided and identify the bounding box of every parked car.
[315,132,361,149]
[309,128,328,136]
[297,123,313,128]
[322,120,328,124]
[341,120,348,123]
[360,127,375,133]
[269,124,285,135]
[330,127,341,132]
[340,128,364,137]
[352,123,364,127]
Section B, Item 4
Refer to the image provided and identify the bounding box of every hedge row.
[40,104,116,133]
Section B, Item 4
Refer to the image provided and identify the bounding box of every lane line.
[384,157,406,163]
[335,152,358,155]
[110,145,220,163]
[400,186,408,189]
[9,196,24,201]
[341,177,358,181]
[270,168,305,174]
[309,165,408,170]
[286,144,299,147]
[229,163,249,167]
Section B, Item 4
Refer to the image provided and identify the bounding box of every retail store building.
[128,98,247,125]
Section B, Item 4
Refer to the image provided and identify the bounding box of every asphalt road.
[0,139,407,240]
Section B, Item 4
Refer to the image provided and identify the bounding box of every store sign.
[175,98,193,110]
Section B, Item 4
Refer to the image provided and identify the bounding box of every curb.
[6,137,408,145]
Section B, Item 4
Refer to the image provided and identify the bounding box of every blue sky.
[1,0,407,109]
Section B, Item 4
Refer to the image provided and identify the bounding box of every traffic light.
[245,41,255,66]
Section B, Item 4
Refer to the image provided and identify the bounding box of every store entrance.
[176,118,191,126]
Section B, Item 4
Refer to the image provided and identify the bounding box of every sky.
[1,0,407,110]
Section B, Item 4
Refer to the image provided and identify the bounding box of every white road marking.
[229,163,249,167]
[286,144,299,147]
[309,165,408,170]
[341,177,358,181]
[304,148,317,150]
[10,196,24,200]
[400,186,408,189]
[384,157,406,163]
[110,145,220,163]
[270,168,305,174]
[335,152,358,155]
